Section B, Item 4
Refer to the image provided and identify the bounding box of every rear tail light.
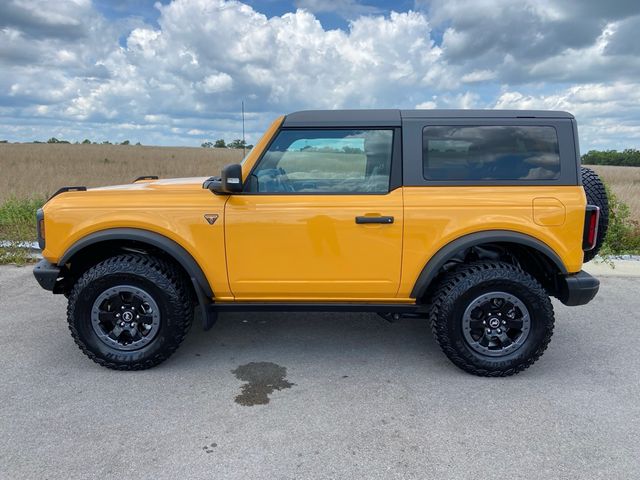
[36,208,45,250]
[582,205,600,251]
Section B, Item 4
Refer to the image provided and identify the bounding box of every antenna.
[241,100,246,157]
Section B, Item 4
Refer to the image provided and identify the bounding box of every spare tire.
[581,166,609,262]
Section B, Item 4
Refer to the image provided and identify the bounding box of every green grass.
[600,186,640,256]
[0,197,45,265]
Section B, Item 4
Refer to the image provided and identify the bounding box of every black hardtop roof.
[283,109,574,127]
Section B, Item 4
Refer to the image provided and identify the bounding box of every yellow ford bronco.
[34,110,607,376]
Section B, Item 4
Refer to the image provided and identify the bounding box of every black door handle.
[355,216,394,224]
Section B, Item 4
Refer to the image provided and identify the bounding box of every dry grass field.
[1,144,639,262]
[590,165,640,222]
[0,144,638,221]
[0,143,244,201]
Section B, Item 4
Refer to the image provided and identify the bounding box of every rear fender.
[410,230,568,299]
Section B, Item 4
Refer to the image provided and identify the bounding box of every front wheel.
[67,254,193,370]
[429,261,554,376]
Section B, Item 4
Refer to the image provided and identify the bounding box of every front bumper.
[33,259,62,292]
[558,270,600,306]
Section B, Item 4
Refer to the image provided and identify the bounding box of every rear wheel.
[581,166,609,262]
[67,254,193,370]
[430,261,554,376]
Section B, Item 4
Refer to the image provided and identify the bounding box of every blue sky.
[1,0,640,150]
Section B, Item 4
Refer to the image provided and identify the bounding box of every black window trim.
[402,117,579,187]
[241,126,402,196]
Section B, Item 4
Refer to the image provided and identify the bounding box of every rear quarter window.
[423,125,561,181]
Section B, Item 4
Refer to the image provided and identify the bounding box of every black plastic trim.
[208,302,422,313]
[33,259,61,291]
[58,228,217,329]
[571,118,582,184]
[282,109,574,128]
[134,175,158,182]
[59,228,213,297]
[558,270,599,306]
[410,230,568,299]
[49,186,86,200]
[401,109,574,119]
[355,216,394,224]
[401,118,579,187]
[284,109,401,127]
[582,205,600,251]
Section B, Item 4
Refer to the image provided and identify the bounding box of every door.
[225,128,403,301]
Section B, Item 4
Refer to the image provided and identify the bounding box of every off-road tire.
[430,261,554,377]
[67,254,193,370]
[581,166,609,262]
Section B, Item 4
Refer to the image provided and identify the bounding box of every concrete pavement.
[1,265,639,480]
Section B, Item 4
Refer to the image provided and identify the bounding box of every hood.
[89,177,209,193]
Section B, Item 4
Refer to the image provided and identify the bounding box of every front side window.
[423,125,561,181]
[248,129,393,193]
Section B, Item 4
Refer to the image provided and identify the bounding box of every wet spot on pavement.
[231,362,294,406]
[202,442,217,453]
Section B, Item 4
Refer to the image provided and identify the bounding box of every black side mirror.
[203,163,243,194]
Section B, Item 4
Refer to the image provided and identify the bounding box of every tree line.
[582,149,640,167]
[201,139,254,149]
[0,137,253,148]
[0,138,142,145]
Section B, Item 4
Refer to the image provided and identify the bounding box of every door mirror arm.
[203,163,243,194]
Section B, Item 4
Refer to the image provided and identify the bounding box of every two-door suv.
[34,110,608,376]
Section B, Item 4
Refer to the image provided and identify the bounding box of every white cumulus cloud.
[0,0,638,149]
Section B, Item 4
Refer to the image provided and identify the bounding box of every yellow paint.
[533,197,566,226]
[42,178,233,298]
[224,189,404,299]
[41,116,587,303]
[240,116,284,180]
[398,186,585,298]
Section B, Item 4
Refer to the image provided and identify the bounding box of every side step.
[207,303,424,314]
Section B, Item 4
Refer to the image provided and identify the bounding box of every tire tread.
[429,261,554,377]
[581,166,609,262]
[67,254,193,370]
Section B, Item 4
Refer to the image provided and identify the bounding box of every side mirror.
[203,163,243,194]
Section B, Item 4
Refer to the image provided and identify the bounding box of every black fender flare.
[410,230,568,299]
[59,228,217,329]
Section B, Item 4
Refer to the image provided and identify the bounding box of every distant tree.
[121,140,130,145]
[102,140,111,145]
[228,139,248,149]
[135,142,142,146]
[214,139,226,148]
[82,139,91,144]
[47,137,60,143]
[0,140,7,143]
[582,149,640,167]
[201,141,214,148]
